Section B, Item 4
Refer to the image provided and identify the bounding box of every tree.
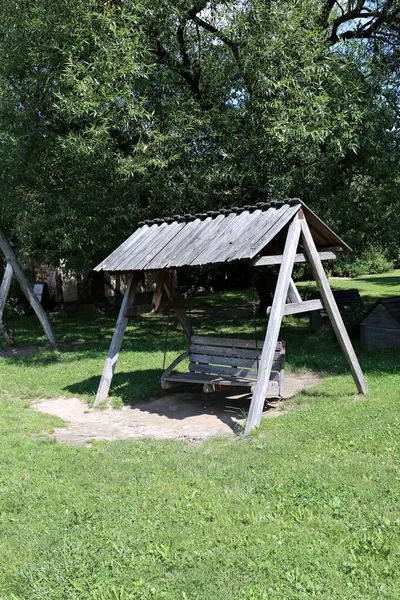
[0,0,399,274]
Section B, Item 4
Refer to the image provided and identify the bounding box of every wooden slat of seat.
[189,363,259,380]
[189,362,281,381]
[163,371,279,390]
[189,353,282,370]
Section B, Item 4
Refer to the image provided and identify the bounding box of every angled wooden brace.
[94,271,142,406]
[0,263,14,344]
[162,270,193,341]
[245,212,302,434]
[300,217,368,395]
[0,229,59,349]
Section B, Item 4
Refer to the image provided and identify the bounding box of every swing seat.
[161,336,285,397]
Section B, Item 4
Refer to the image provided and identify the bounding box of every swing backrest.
[188,336,284,382]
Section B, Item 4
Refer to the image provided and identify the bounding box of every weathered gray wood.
[190,353,282,370]
[267,299,323,316]
[300,218,368,395]
[190,344,275,360]
[252,247,342,266]
[151,270,166,312]
[0,229,59,349]
[163,271,193,341]
[94,272,142,406]
[203,381,279,394]
[245,212,301,434]
[248,204,301,259]
[161,350,190,388]
[162,371,280,390]
[191,335,283,351]
[0,263,14,344]
[147,220,202,270]
[287,279,302,303]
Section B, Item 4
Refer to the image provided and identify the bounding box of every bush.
[332,245,394,278]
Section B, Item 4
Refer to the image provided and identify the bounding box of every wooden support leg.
[151,270,166,312]
[300,218,368,395]
[0,230,59,349]
[0,263,14,344]
[245,213,301,434]
[94,272,142,406]
[163,270,193,341]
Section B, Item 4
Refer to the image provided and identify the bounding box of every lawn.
[0,270,399,599]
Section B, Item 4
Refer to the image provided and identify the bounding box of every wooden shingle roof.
[94,199,350,273]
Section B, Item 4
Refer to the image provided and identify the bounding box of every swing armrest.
[162,350,190,381]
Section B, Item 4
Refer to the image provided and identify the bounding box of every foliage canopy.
[0,0,399,271]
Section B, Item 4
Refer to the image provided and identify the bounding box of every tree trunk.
[252,266,278,313]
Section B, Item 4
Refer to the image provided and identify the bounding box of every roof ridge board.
[139,199,296,227]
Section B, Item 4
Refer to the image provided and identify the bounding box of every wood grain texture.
[287,278,302,303]
[94,272,142,406]
[0,229,59,350]
[0,263,14,345]
[252,247,342,266]
[267,299,323,316]
[245,212,301,434]
[300,218,368,394]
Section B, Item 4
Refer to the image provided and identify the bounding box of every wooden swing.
[93,199,368,434]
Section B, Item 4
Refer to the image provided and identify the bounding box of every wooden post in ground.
[151,270,166,312]
[0,229,59,349]
[245,212,301,434]
[0,263,14,344]
[163,270,193,341]
[300,218,368,395]
[94,272,142,406]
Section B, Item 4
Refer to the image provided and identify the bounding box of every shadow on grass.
[64,369,163,403]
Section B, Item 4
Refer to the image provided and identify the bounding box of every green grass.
[0,270,399,599]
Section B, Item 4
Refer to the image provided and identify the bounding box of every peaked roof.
[94,199,350,273]
[372,297,400,323]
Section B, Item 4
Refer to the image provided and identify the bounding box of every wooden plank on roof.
[145,218,202,270]
[191,210,252,265]
[134,221,188,270]
[178,213,236,267]
[248,204,301,259]
[105,224,161,271]
[234,205,292,260]
[94,225,150,271]
[224,208,276,261]
[170,216,215,267]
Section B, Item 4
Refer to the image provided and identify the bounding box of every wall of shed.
[361,305,400,349]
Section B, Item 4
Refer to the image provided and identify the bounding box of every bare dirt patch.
[32,372,322,445]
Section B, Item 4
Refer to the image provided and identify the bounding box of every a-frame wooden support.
[0,229,59,349]
[245,210,368,434]
[0,263,14,344]
[94,271,142,406]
